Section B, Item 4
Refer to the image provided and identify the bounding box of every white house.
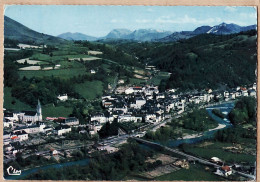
[125,88,134,94]
[14,122,45,134]
[156,93,165,99]
[249,89,256,97]
[88,121,102,135]
[11,130,28,141]
[236,90,242,97]
[130,98,146,109]
[224,91,229,98]
[4,112,19,122]
[144,86,159,95]
[50,149,59,155]
[229,92,236,100]
[242,90,248,96]
[145,114,157,123]
[60,117,79,126]
[136,98,146,107]
[118,79,125,84]
[3,119,13,128]
[57,94,68,101]
[118,115,137,123]
[54,125,71,135]
[215,166,232,177]
[91,113,107,124]
[96,145,118,153]
[125,87,143,94]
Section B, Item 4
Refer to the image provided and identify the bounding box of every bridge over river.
[133,137,255,180]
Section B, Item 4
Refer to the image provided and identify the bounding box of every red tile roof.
[221,166,231,171]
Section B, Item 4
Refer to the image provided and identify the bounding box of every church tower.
[37,99,42,121]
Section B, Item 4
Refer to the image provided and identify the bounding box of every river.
[165,102,234,147]
[5,102,234,180]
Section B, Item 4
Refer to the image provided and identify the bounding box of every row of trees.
[214,126,256,143]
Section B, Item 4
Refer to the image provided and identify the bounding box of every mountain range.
[58,32,98,41]
[4,15,257,43]
[58,29,173,42]
[58,23,256,42]
[158,23,256,42]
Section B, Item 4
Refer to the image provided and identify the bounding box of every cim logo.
[7,166,21,175]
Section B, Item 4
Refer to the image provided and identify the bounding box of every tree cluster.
[228,96,256,125]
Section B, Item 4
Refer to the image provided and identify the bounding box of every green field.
[148,71,171,85]
[19,67,87,79]
[4,87,33,111]
[75,81,103,100]
[155,164,225,181]
[182,141,256,165]
[42,104,73,118]
[30,52,94,62]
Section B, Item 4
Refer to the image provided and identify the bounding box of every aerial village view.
[3,5,257,181]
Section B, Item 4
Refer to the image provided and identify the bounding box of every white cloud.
[239,12,257,19]
[135,19,151,23]
[110,19,124,23]
[225,7,237,12]
[146,8,154,12]
[224,19,254,26]
[155,15,221,25]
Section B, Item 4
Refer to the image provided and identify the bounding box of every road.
[133,137,255,180]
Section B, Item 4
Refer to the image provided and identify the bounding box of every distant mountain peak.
[156,22,256,42]
[57,32,98,41]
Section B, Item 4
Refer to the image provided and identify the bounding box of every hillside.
[58,32,98,41]
[4,16,66,44]
[124,29,172,41]
[109,30,257,91]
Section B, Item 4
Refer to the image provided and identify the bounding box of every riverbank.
[180,124,226,140]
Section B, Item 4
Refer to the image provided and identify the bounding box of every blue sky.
[4,5,257,37]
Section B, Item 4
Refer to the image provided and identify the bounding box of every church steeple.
[37,99,42,121]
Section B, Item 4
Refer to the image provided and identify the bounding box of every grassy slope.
[74,81,103,100]
[148,72,170,85]
[19,68,87,79]
[42,104,73,118]
[4,87,33,111]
